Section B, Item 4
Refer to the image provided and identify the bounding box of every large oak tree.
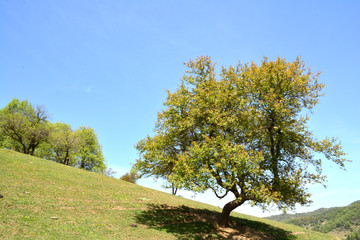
[135,56,347,226]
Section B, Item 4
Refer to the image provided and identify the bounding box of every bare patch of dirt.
[59,206,75,210]
[111,206,127,210]
[217,226,270,239]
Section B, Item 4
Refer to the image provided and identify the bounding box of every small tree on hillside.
[120,169,139,183]
[135,56,347,226]
[103,167,117,178]
[38,122,80,166]
[0,99,51,155]
[75,126,106,173]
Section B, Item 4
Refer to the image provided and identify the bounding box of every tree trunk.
[22,143,28,154]
[171,184,178,195]
[63,150,69,165]
[217,199,244,226]
[29,145,36,156]
[80,159,85,169]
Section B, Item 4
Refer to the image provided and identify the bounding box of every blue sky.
[1,0,359,217]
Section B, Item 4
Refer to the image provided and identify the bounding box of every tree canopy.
[0,99,51,155]
[120,169,139,184]
[38,122,80,166]
[135,56,347,226]
[75,126,106,173]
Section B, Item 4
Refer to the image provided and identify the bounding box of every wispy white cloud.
[84,85,92,93]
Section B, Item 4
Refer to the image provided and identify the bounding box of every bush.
[120,170,139,183]
[347,229,360,240]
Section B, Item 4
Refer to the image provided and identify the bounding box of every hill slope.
[266,201,360,238]
[0,149,336,239]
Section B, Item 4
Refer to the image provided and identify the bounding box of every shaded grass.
[135,204,296,240]
[136,204,222,240]
[0,149,336,239]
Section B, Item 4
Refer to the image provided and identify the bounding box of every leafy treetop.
[135,56,347,226]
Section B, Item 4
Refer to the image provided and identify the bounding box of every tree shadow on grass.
[135,204,297,240]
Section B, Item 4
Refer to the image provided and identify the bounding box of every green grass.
[0,149,336,239]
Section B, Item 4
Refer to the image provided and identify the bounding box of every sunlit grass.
[0,149,336,239]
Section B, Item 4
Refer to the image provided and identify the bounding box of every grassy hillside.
[0,149,336,239]
[267,201,360,239]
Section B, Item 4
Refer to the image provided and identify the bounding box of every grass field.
[0,149,337,239]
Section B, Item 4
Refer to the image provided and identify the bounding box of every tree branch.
[209,186,229,199]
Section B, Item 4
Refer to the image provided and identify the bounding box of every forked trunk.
[217,199,244,226]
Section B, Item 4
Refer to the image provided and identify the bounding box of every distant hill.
[0,148,336,239]
[266,201,360,239]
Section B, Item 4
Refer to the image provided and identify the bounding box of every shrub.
[120,170,139,183]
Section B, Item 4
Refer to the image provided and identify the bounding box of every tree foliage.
[120,169,139,183]
[135,56,347,225]
[0,99,106,173]
[75,126,106,173]
[38,122,80,165]
[36,124,106,172]
[135,134,180,194]
[348,229,360,240]
[0,99,51,155]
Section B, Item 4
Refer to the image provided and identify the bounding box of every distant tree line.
[286,201,360,234]
[267,201,360,238]
[0,98,106,173]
